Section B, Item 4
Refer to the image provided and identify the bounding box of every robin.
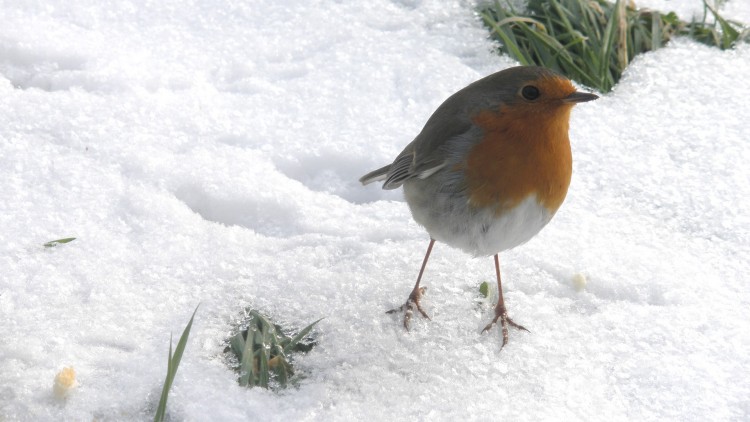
[360,66,598,348]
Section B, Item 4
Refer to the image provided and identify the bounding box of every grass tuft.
[154,305,199,422]
[481,0,749,92]
[226,309,321,390]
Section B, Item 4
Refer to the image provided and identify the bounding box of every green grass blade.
[169,307,198,376]
[154,335,173,422]
[703,0,740,49]
[43,237,76,247]
[651,11,663,49]
[258,348,270,387]
[275,357,289,387]
[258,322,271,388]
[285,318,322,353]
[239,320,257,386]
[597,0,620,91]
[229,332,245,359]
[481,12,533,65]
[154,305,199,422]
[549,0,575,32]
[253,330,266,386]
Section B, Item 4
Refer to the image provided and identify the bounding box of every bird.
[359,66,598,348]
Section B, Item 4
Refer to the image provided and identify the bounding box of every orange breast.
[464,103,574,215]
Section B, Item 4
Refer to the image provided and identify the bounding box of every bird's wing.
[378,72,517,190]
[381,101,474,190]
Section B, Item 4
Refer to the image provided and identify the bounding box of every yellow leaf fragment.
[53,367,77,398]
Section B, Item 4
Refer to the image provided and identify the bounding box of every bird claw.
[386,286,430,330]
[481,309,529,348]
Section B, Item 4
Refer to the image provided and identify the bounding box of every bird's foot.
[386,286,430,330]
[481,307,529,348]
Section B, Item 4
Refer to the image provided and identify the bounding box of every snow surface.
[1,0,749,420]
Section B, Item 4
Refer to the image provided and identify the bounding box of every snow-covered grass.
[1,0,748,420]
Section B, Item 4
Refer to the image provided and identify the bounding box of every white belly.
[404,185,553,256]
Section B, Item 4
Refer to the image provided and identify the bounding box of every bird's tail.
[359,164,391,185]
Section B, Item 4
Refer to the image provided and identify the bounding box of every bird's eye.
[521,85,540,101]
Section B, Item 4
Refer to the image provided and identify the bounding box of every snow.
[1,0,749,420]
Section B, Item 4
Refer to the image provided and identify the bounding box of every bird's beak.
[563,91,599,103]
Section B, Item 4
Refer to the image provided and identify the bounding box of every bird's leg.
[387,238,435,330]
[481,254,529,347]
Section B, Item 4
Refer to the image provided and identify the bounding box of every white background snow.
[1,0,749,420]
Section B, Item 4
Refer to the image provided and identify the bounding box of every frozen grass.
[481,0,749,91]
[227,310,320,390]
